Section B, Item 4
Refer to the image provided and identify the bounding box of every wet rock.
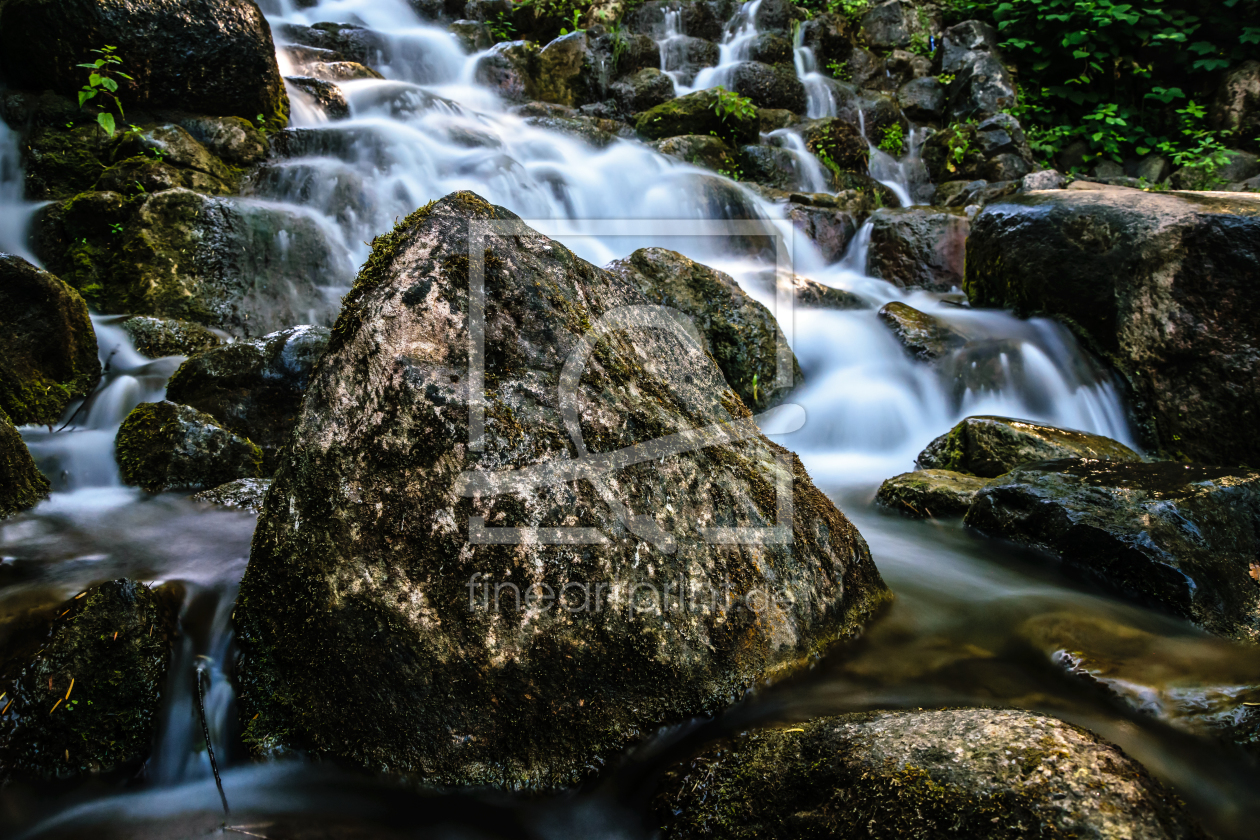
[0,580,175,784]
[787,203,860,263]
[965,190,1260,463]
[119,316,224,360]
[657,35,720,87]
[655,708,1207,840]
[867,207,969,292]
[301,61,384,82]
[634,89,760,146]
[939,20,1017,120]
[599,32,659,80]
[1211,60,1260,149]
[796,117,869,174]
[884,49,932,88]
[1021,169,1067,191]
[793,275,870,310]
[448,20,493,52]
[653,134,739,172]
[897,76,945,122]
[287,76,350,121]
[1170,149,1260,191]
[799,13,857,71]
[756,108,798,131]
[747,32,793,65]
[861,0,935,51]
[752,0,802,35]
[278,22,389,68]
[192,477,273,514]
[36,188,353,337]
[533,32,605,108]
[942,178,1019,209]
[0,254,100,427]
[918,415,1140,478]
[170,116,269,167]
[738,144,803,190]
[116,400,263,493]
[0,0,289,129]
[877,468,990,518]
[233,191,890,788]
[165,326,331,472]
[611,67,675,113]
[877,302,967,362]
[606,248,802,412]
[523,114,628,148]
[922,116,1035,187]
[729,61,806,114]
[968,460,1260,643]
[0,410,49,518]
[473,40,540,102]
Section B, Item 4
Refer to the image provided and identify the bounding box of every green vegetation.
[795,0,871,21]
[712,86,757,124]
[77,45,132,137]
[948,0,1260,166]
[880,122,905,156]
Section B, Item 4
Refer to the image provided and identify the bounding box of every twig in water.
[195,657,230,815]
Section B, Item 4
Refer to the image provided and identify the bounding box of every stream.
[3,1,1260,837]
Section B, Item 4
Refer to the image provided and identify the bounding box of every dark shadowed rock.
[918,415,1140,478]
[286,76,350,121]
[653,134,739,172]
[0,0,288,129]
[867,207,969,291]
[796,118,869,175]
[939,20,1017,120]
[897,76,945,122]
[0,410,49,518]
[787,203,859,263]
[655,708,1207,840]
[968,460,1260,643]
[611,67,676,113]
[119,316,224,360]
[747,32,793,65]
[877,302,967,362]
[277,22,389,68]
[876,469,990,518]
[0,254,100,427]
[192,477,273,513]
[729,61,806,114]
[448,19,493,52]
[606,248,802,412]
[657,35,721,87]
[799,13,856,71]
[738,144,803,190]
[1211,60,1260,150]
[922,115,1035,184]
[116,400,263,493]
[165,326,331,472]
[861,0,934,51]
[752,0,802,34]
[964,190,1260,462]
[792,275,870,310]
[0,580,174,784]
[233,191,890,788]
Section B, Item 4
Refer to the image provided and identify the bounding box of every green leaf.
[117,72,134,81]
[101,77,118,92]
[78,90,93,107]
[90,73,101,86]
[97,112,116,137]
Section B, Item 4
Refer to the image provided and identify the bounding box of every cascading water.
[3,1,1260,837]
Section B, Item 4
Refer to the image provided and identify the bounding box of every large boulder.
[605,248,802,412]
[233,191,890,788]
[0,580,174,784]
[876,468,990,518]
[860,0,935,51]
[1211,60,1260,151]
[634,89,760,146]
[473,33,605,107]
[918,415,1140,478]
[116,400,263,493]
[939,20,1017,120]
[796,118,869,175]
[0,254,100,427]
[964,191,1260,463]
[1,410,49,518]
[0,0,288,129]
[798,13,857,71]
[611,67,675,113]
[728,61,806,114]
[165,326,331,472]
[655,709,1207,840]
[867,207,968,291]
[968,460,1260,643]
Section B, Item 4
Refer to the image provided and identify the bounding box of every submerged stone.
[233,191,889,788]
[165,326,331,472]
[0,409,50,518]
[605,248,802,412]
[654,708,1207,840]
[0,580,174,785]
[876,469,990,518]
[115,400,263,493]
[876,301,967,362]
[917,415,1140,478]
[0,254,100,427]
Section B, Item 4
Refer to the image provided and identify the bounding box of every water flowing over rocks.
[233,191,890,788]
[0,254,100,427]
[0,0,289,130]
[876,469,990,518]
[0,410,49,518]
[0,580,175,785]
[967,460,1260,644]
[876,301,967,362]
[917,416,1141,478]
[165,326,331,472]
[654,708,1208,840]
[964,190,1260,463]
[605,248,801,412]
[115,400,263,493]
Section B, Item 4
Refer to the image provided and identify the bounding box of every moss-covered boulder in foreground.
[876,468,990,518]
[0,410,49,518]
[165,326,331,471]
[605,248,802,412]
[234,191,889,789]
[0,254,100,427]
[967,460,1260,643]
[0,580,175,785]
[655,708,1206,839]
[115,400,262,493]
[918,415,1140,478]
[634,89,761,146]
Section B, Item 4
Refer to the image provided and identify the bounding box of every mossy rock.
[922,122,987,183]
[877,301,967,362]
[0,409,50,518]
[0,253,100,427]
[0,579,175,785]
[653,134,740,173]
[634,89,761,147]
[115,400,263,493]
[876,468,990,518]
[917,415,1141,478]
[796,117,870,178]
[119,316,224,359]
[654,708,1207,839]
[191,477,272,514]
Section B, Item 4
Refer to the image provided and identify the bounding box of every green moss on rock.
[876,468,990,518]
[918,415,1141,478]
[119,315,224,359]
[876,301,967,362]
[115,400,263,493]
[0,409,50,518]
[634,89,761,147]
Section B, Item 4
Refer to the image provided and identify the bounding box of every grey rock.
[897,76,945,122]
[658,36,720,87]
[917,415,1140,478]
[192,477,273,513]
[611,67,675,113]
[448,20,493,52]
[1133,155,1172,185]
[1020,169,1066,191]
[939,20,1017,120]
[860,0,929,51]
[286,76,350,120]
[653,134,738,172]
[738,144,804,190]
[115,400,262,493]
[868,207,969,291]
[876,468,991,518]
[877,301,968,361]
[788,203,860,263]
[1210,59,1260,147]
[792,275,870,310]
[120,316,224,360]
[729,61,806,114]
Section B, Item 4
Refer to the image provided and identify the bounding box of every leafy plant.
[826,59,851,81]
[879,123,905,156]
[712,87,757,123]
[77,45,132,137]
[792,0,869,23]
[945,124,972,173]
[608,22,628,72]
[559,8,584,35]
[488,9,517,42]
